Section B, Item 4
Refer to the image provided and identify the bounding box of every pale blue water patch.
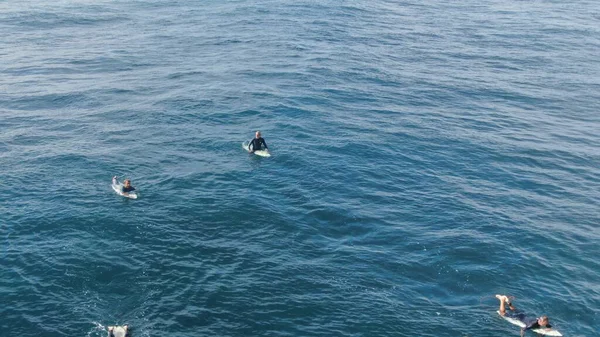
[1,1,600,336]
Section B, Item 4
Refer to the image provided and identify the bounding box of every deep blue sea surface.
[1,1,599,336]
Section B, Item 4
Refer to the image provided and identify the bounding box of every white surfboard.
[107,325,128,337]
[112,182,138,199]
[497,311,562,336]
[242,141,271,157]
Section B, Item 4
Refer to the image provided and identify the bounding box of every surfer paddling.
[113,176,136,194]
[247,131,268,154]
[496,295,552,336]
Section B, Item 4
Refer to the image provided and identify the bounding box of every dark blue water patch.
[1,92,102,111]
[90,108,152,123]
[207,38,246,46]
[166,71,208,80]
[2,10,129,30]
[7,133,67,149]
[2,65,84,76]
[154,97,215,112]
[64,56,155,73]
[265,104,314,120]
[285,93,336,110]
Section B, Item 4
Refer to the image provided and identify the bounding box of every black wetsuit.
[506,311,551,330]
[248,137,268,152]
[122,185,135,193]
[524,319,551,331]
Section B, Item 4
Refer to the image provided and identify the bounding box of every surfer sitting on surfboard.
[113,176,136,193]
[496,294,552,336]
[247,131,268,153]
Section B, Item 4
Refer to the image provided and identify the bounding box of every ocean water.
[1,0,599,336]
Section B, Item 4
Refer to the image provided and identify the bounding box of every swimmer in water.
[496,295,552,336]
[247,131,268,153]
[113,176,136,194]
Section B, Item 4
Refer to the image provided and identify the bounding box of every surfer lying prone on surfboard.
[113,176,136,194]
[496,294,552,336]
[247,131,268,153]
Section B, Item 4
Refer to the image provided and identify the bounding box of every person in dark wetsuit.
[247,131,268,153]
[113,176,136,194]
[496,295,552,336]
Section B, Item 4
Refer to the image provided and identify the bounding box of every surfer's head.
[124,179,131,187]
[255,131,261,138]
[538,316,549,326]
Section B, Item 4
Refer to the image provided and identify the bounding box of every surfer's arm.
[521,322,535,336]
[248,139,255,152]
[261,139,268,149]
